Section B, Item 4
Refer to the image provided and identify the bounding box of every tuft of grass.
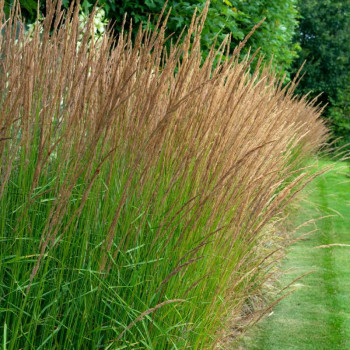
[0,1,328,349]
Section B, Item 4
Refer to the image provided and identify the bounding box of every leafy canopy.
[98,0,300,76]
[6,0,300,76]
[291,0,350,144]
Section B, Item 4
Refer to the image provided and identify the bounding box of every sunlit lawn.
[243,160,350,349]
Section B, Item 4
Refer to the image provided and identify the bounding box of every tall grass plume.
[0,1,328,348]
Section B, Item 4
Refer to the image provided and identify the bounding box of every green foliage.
[98,0,300,76]
[4,0,38,20]
[292,0,350,144]
[328,85,350,145]
[5,0,300,76]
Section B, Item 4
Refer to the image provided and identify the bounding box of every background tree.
[291,0,350,144]
[6,0,300,77]
[95,0,300,77]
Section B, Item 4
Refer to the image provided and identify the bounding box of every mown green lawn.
[243,160,350,349]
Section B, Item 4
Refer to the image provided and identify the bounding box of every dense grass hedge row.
[0,2,327,349]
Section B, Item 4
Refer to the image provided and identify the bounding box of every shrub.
[0,1,327,348]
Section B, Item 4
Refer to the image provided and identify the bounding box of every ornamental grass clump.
[0,1,327,348]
